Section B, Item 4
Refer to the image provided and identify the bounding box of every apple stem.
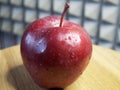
[59,3,70,27]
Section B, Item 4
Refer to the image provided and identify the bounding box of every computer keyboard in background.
[0,0,120,51]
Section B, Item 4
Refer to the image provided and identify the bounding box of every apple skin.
[21,16,92,88]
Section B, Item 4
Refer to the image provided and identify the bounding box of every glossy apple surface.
[21,15,92,88]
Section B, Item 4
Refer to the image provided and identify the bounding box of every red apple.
[21,3,92,88]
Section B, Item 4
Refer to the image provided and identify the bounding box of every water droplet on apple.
[75,39,77,41]
[41,30,44,33]
[68,36,71,40]
[58,53,61,57]
[39,63,42,66]
[70,52,75,59]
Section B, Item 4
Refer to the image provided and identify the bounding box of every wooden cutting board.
[0,45,120,90]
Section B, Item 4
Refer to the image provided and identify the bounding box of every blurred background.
[0,0,120,51]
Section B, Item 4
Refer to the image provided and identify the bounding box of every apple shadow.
[6,65,64,90]
[48,88,63,90]
[6,65,45,90]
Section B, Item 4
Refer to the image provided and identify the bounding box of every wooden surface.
[0,45,120,90]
